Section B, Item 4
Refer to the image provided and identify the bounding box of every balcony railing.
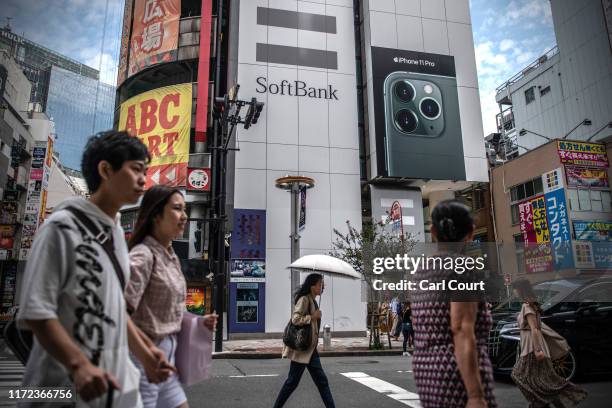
[496,46,559,95]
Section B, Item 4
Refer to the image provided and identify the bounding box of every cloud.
[500,39,516,51]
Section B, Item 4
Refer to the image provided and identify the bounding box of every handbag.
[541,321,570,360]
[282,320,312,351]
[175,312,213,386]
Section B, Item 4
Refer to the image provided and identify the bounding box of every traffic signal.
[251,102,264,124]
[243,98,264,129]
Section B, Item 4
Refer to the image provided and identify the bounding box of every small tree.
[330,218,417,349]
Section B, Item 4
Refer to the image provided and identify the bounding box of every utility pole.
[209,82,264,352]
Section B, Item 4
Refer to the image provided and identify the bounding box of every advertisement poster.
[592,242,612,270]
[518,199,537,243]
[371,47,465,180]
[185,287,211,315]
[390,200,403,237]
[525,244,553,273]
[573,220,612,241]
[119,83,192,188]
[544,188,573,270]
[230,260,265,283]
[236,283,259,324]
[117,0,134,85]
[565,165,609,188]
[129,0,180,78]
[231,209,266,259]
[557,141,609,168]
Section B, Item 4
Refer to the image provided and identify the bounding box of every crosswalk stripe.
[341,372,422,408]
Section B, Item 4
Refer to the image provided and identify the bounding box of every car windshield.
[494,280,582,312]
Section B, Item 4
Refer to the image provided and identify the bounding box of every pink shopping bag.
[175,312,213,386]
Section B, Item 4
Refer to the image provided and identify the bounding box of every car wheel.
[553,350,576,381]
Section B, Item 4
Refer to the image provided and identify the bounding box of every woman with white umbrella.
[273,273,336,408]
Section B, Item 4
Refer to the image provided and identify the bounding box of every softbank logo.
[255,7,338,70]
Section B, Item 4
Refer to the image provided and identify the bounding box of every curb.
[213,349,404,359]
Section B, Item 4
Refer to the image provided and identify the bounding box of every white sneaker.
[402,352,409,356]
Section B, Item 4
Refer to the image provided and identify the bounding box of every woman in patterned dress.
[412,200,497,408]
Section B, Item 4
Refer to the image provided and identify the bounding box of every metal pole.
[211,0,225,353]
[290,183,300,295]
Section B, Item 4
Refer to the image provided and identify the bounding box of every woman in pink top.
[126,185,217,408]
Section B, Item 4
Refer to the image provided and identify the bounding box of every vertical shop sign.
[544,188,573,270]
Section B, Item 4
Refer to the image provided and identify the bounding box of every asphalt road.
[185,355,612,408]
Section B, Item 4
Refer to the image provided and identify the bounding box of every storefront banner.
[557,141,609,168]
[519,200,535,243]
[544,188,573,270]
[129,0,180,78]
[231,209,266,259]
[542,168,563,193]
[532,196,550,244]
[230,260,265,283]
[565,165,609,188]
[592,242,612,270]
[117,0,134,85]
[119,83,192,188]
[525,244,553,273]
[573,220,612,242]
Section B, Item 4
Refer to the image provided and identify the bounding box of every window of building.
[540,86,551,96]
[568,189,612,212]
[525,87,535,104]
[509,177,545,225]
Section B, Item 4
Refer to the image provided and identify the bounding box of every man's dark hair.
[81,130,150,193]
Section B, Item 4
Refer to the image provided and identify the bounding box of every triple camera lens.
[394,81,415,103]
[420,97,441,119]
[395,109,418,133]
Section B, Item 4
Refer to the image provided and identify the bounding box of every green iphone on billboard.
[372,48,466,180]
[384,71,465,179]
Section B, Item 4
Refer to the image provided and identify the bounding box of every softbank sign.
[255,78,339,100]
[253,7,340,100]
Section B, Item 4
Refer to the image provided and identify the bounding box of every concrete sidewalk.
[213,335,410,359]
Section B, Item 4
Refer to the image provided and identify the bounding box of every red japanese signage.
[195,0,213,143]
[129,0,180,78]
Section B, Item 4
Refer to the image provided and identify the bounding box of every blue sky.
[2,0,556,135]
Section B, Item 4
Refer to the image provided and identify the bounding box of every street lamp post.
[274,176,315,296]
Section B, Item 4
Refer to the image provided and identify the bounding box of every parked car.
[488,277,612,380]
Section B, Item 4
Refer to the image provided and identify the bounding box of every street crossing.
[0,353,23,407]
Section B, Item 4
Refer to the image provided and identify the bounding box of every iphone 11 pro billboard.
[372,47,466,180]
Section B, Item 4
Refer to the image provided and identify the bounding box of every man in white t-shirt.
[17,131,174,407]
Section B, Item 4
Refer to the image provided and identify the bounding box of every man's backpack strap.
[64,207,126,291]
